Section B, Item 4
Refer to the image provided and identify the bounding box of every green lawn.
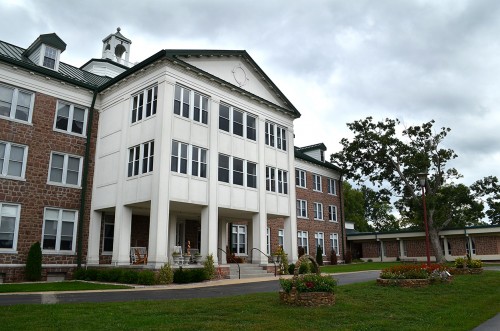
[1,272,498,330]
[321,261,403,273]
[0,281,131,293]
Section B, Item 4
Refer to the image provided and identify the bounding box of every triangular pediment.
[166,50,298,116]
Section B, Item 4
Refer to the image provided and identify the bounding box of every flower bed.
[378,263,452,287]
[451,257,483,274]
[279,255,336,307]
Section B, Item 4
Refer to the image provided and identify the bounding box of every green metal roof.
[298,143,327,152]
[0,40,111,89]
[294,146,342,172]
[347,224,500,237]
[23,33,67,57]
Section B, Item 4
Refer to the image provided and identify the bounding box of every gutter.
[77,89,98,267]
[339,176,346,259]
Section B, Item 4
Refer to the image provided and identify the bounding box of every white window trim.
[0,203,21,253]
[128,141,154,178]
[0,83,35,124]
[327,178,337,195]
[313,174,322,192]
[266,166,288,194]
[174,85,209,125]
[191,145,208,178]
[53,100,88,137]
[41,207,78,254]
[297,199,307,218]
[219,103,257,141]
[40,44,61,71]
[315,232,325,256]
[296,169,306,188]
[131,85,158,124]
[328,205,338,222]
[231,224,247,256]
[266,227,270,255]
[47,152,83,188]
[219,154,257,188]
[314,202,324,221]
[0,141,28,181]
[297,230,309,255]
[278,229,284,248]
[265,121,287,151]
[102,214,114,254]
[330,233,340,256]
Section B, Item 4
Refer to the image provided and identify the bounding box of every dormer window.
[43,46,57,69]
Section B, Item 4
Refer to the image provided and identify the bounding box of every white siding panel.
[232,136,245,159]
[246,190,259,211]
[266,193,278,214]
[230,186,246,209]
[218,184,231,207]
[170,175,189,201]
[245,141,258,163]
[190,123,209,149]
[172,117,191,143]
[218,132,232,155]
[189,179,208,204]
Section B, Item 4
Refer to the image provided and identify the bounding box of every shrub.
[316,245,323,266]
[288,263,295,275]
[137,270,156,285]
[73,268,86,280]
[25,242,42,281]
[454,257,467,268]
[367,259,373,262]
[203,254,215,279]
[276,246,289,275]
[280,274,337,294]
[298,246,305,257]
[173,267,208,284]
[156,263,174,285]
[380,264,450,280]
[467,259,483,269]
[118,270,139,284]
[330,250,338,265]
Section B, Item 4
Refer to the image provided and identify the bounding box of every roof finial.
[117,27,121,33]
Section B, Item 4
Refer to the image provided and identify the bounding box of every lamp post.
[417,173,431,266]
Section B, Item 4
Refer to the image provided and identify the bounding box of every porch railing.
[217,248,240,279]
[249,248,277,277]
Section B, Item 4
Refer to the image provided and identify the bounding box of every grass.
[321,261,402,273]
[0,281,131,293]
[1,272,498,330]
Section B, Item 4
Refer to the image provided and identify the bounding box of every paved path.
[0,270,380,306]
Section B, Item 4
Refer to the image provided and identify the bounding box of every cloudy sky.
[1,0,498,186]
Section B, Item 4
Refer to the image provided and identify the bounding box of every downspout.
[77,89,98,268]
[339,175,346,259]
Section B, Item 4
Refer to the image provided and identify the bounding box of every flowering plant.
[467,259,483,269]
[380,264,450,280]
[280,274,336,293]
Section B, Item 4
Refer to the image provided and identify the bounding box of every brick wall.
[0,88,98,281]
[383,240,399,257]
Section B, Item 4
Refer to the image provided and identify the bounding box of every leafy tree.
[343,181,371,232]
[471,176,500,225]
[361,186,399,232]
[332,117,491,262]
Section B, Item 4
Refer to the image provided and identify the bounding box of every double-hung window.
[266,166,275,192]
[48,152,83,186]
[0,203,20,251]
[327,178,337,195]
[218,154,257,187]
[174,85,209,124]
[191,146,207,178]
[131,85,158,123]
[314,202,323,220]
[42,208,77,252]
[0,141,28,180]
[171,141,188,175]
[219,104,256,141]
[315,232,325,255]
[0,83,34,123]
[278,229,284,248]
[128,141,154,177]
[296,169,306,188]
[233,158,244,186]
[43,46,58,69]
[265,121,287,151]
[246,162,257,188]
[328,205,337,222]
[297,200,307,218]
[277,169,288,194]
[330,233,339,255]
[313,174,322,192]
[54,101,87,136]
[297,231,309,254]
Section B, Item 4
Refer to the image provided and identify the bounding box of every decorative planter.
[194,255,203,265]
[172,255,182,266]
[468,268,483,274]
[183,255,191,265]
[279,255,336,307]
[450,267,483,275]
[280,290,335,307]
[377,278,431,288]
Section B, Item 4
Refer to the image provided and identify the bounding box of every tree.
[343,181,371,232]
[471,176,500,225]
[25,242,42,281]
[332,117,491,262]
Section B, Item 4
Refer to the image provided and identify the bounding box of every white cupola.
[101,27,132,66]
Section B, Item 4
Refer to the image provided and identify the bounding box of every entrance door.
[231,225,247,256]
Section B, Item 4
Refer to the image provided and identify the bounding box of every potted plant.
[172,251,182,266]
[194,252,203,265]
[183,252,191,265]
[467,258,483,274]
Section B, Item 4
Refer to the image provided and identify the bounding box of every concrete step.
[228,263,273,279]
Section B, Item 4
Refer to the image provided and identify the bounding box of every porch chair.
[131,247,148,265]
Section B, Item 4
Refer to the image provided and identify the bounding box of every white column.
[168,214,177,263]
[285,126,298,262]
[443,237,451,260]
[86,211,102,265]
[399,239,405,258]
[252,212,268,264]
[112,205,132,265]
[147,79,173,268]
[218,220,227,264]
